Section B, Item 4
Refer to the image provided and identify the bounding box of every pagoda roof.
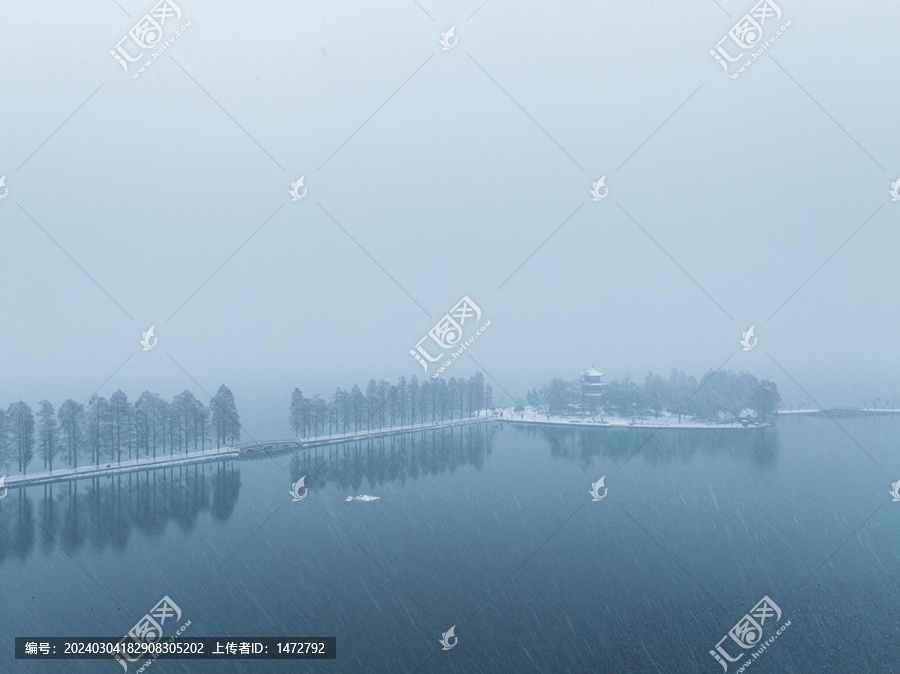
[582,367,604,377]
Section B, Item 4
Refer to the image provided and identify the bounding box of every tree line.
[2,367,777,477]
[526,369,781,423]
[0,385,241,476]
[289,372,493,437]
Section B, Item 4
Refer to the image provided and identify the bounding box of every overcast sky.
[1,0,898,435]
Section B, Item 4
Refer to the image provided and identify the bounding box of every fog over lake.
[1,1,898,436]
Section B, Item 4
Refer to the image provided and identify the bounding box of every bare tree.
[37,400,59,472]
[8,401,35,474]
[57,400,84,470]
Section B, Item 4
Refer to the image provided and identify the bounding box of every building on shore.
[581,366,604,414]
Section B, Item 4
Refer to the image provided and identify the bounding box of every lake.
[1,415,898,672]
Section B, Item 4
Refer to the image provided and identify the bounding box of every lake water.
[1,415,898,673]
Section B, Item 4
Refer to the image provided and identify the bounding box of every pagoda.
[581,366,605,397]
[580,366,604,414]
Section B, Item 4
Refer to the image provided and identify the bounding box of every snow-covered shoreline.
[12,408,894,491]
[2,446,243,489]
[777,408,900,415]
[1,416,492,490]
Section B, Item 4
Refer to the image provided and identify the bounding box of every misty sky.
[1,0,898,435]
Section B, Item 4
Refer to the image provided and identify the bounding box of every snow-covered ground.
[295,414,492,444]
[1,416,493,490]
[3,446,241,489]
[778,408,900,414]
[777,409,821,414]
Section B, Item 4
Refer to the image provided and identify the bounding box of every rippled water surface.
[1,416,898,673]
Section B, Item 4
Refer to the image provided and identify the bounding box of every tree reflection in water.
[0,423,776,566]
[514,423,780,468]
[0,462,241,565]
[289,424,496,493]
